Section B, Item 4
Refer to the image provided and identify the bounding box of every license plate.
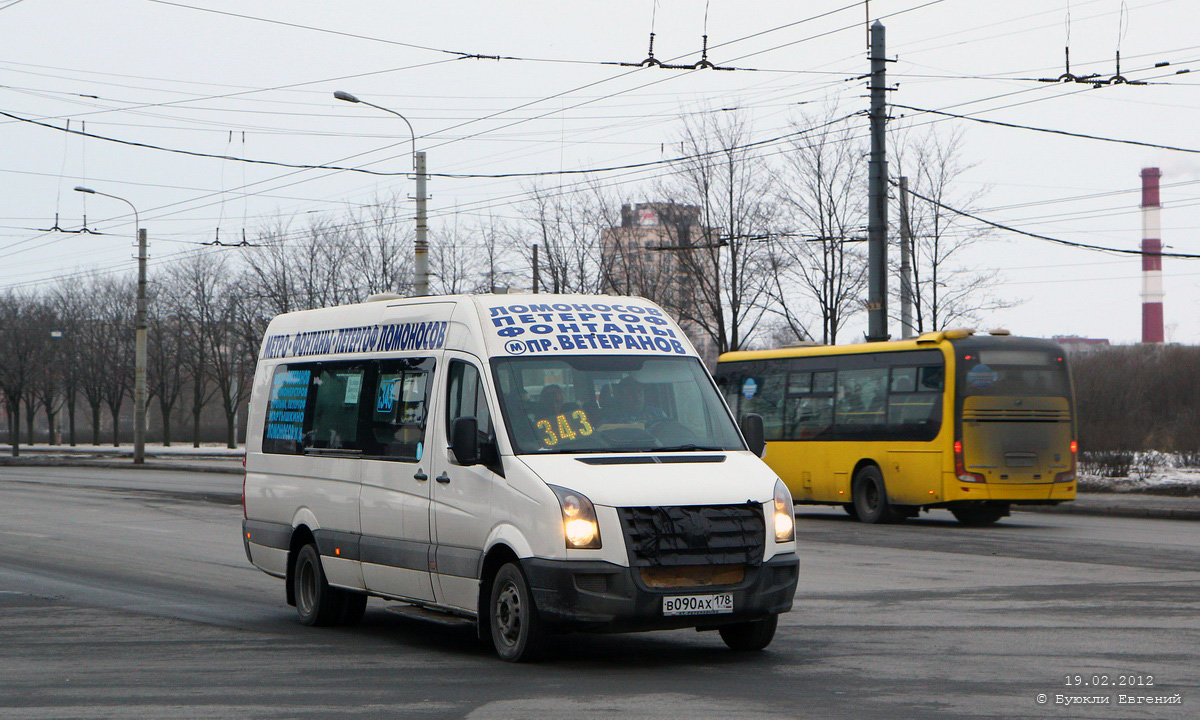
[662,593,734,616]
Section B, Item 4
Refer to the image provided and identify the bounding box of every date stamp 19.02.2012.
[1033,675,1182,708]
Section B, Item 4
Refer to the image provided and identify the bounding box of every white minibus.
[242,294,799,661]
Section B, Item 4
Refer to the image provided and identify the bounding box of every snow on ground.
[1079,452,1200,496]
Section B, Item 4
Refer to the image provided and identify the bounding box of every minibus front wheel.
[489,562,550,662]
[719,613,779,651]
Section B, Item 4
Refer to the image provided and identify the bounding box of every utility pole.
[414,151,429,296]
[74,186,146,464]
[134,227,147,464]
[333,92,429,297]
[532,243,540,293]
[898,176,914,339]
[866,19,890,342]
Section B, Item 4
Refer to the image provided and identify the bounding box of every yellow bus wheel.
[852,466,904,524]
[950,503,1009,526]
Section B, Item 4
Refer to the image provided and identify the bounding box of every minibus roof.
[473,294,697,360]
[257,293,699,362]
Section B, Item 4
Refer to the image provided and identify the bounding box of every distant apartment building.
[600,202,718,363]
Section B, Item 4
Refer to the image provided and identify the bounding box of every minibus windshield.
[492,355,745,454]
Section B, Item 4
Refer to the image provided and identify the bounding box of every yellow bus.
[714,329,1077,525]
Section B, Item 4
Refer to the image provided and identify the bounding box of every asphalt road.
[1,467,1196,719]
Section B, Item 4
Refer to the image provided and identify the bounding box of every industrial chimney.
[1140,167,1164,344]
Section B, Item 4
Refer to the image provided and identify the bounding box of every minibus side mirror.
[741,413,766,458]
[451,416,481,465]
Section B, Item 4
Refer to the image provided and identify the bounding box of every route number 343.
[537,410,594,447]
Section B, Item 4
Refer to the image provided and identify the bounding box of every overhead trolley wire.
[0,106,859,179]
[145,0,488,59]
[895,179,1200,260]
[892,103,1200,154]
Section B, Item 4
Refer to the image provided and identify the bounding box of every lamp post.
[74,186,147,465]
[334,90,429,296]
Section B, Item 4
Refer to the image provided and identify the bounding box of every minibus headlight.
[773,479,795,543]
[550,485,601,549]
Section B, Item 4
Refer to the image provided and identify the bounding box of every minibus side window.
[446,361,493,438]
[367,358,435,461]
[309,364,369,451]
[263,364,312,455]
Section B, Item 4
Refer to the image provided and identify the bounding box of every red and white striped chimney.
[1140,167,1164,344]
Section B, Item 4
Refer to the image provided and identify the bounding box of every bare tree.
[31,333,66,444]
[1071,345,1200,456]
[47,286,91,446]
[146,288,188,445]
[342,194,413,297]
[243,214,362,315]
[208,269,261,448]
[891,126,1014,332]
[657,110,775,354]
[0,291,56,455]
[768,110,868,344]
[518,181,611,294]
[241,219,301,315]
[93,278,135,446]
[429,209,523,296]
[75,289,110,445]
[165,255,224,447]
[430,210,485,295]
[474,212,520,293]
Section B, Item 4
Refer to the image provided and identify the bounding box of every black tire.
[489,562,549,662]
[719,614,779,651]
[340,591,368,626]
[293,544,346,627]
[842,503,859,519]
[852,465,904,524]
[950,503,1009,526]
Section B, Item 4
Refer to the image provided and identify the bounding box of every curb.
[0,456,244,475]
[1013,502,1200,522]
[3,456,1198,521]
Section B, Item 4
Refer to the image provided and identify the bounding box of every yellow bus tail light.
[954,440,986,483]
[1055,440,1078,482]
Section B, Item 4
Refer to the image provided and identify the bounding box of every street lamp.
[74,186,148,465]
[334,90,429,296]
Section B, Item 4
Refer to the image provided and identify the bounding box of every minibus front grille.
[618,504,765,568]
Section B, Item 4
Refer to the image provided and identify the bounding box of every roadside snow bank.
[1079,451,1200,496]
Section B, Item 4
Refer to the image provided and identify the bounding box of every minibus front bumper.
[522,553,799,632]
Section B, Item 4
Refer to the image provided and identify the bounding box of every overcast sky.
[2,0,1197,345]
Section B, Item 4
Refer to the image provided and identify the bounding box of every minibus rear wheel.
[293,543,347,627]
[719,613,778,651]
[489,562,549,662]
